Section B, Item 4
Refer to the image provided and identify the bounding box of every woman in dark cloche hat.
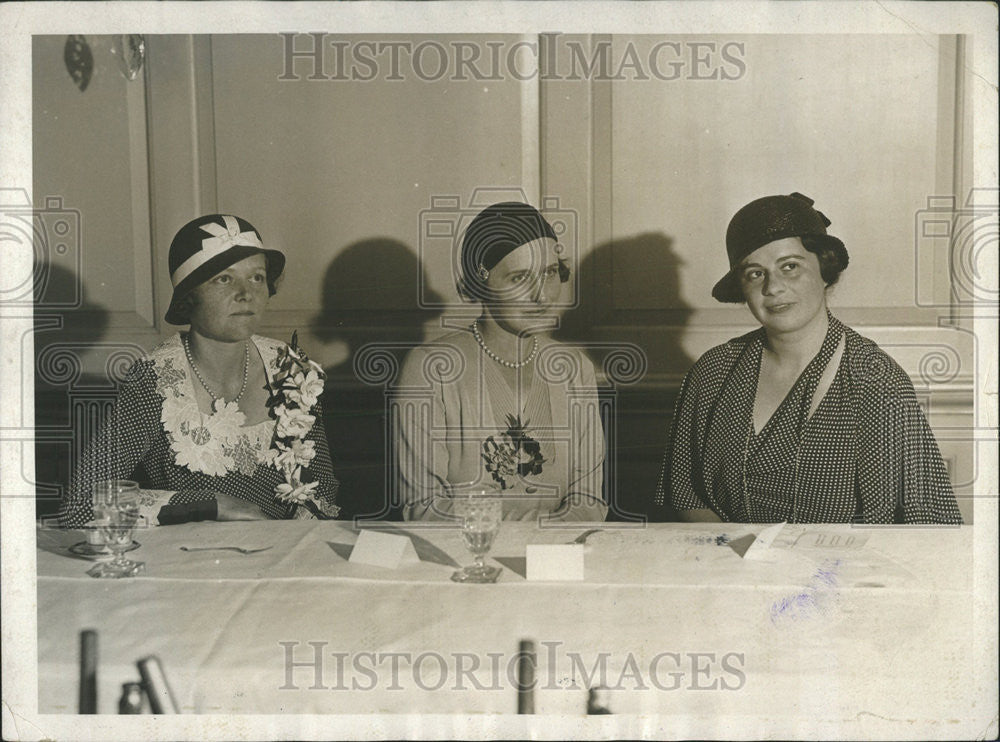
[394,202,606,524]
[60,214,339,528]
[654,193,961,524]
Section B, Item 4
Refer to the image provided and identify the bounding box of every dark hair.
[715,235,848,303]
[801,235,847,287]
[171,255,283,325]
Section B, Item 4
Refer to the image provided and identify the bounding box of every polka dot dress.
[58,334,339,527]
[655,314,962,524]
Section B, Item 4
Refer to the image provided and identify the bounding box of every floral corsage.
[264,332,339,519]
[482,414,546,491]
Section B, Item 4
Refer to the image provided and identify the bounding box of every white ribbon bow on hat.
[171,215,263,287]
[200,215,262,252]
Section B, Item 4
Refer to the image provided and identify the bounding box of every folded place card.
[349,530,420,569]
[525,544,585,581]
[742,521,787,561]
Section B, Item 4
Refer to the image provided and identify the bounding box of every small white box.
[525,544,585,581]
[348,530,420,569]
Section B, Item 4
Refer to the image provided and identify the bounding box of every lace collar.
[148,334,282,477]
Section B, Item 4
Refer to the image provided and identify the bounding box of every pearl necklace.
[471,321,538,369]
[183,334,249,404]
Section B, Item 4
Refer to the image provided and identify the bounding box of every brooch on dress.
[482,414,546,491]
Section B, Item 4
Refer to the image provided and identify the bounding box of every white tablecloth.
[36,520,978,733]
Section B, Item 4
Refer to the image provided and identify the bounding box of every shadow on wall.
[312,238,443,522]
[33,262,111,518]
[556,232,694,522]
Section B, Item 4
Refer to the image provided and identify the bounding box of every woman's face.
[188,254,269,342]
[483,237,561,335]
[738,237,827,335]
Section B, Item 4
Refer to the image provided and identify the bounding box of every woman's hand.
[215,493,266,521]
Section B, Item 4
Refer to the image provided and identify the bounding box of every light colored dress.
[393,328,606,521]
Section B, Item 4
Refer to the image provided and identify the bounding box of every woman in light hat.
[394,202,606,521]
[655,193,961,524]
[59,214,339,527]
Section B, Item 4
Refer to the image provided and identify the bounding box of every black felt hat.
[712,192,848,303]
[164,214,285,325]
[459,202,560,299]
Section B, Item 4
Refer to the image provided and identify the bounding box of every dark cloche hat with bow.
[712,192,848,303]
[164,214,285,325]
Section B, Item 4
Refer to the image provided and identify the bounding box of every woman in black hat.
[394,202,606,521]
[654,193,961,524]
[59,214,339,527]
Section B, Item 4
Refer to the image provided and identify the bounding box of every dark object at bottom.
[118,682,144,714]
[79,629,97,713]
[137,655,179,713]
[516,639,536,714]
[587,687,612,714]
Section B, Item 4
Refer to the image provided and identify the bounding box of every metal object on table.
[569,528,604,544]
[118,682,144,714]
[70,540,139,559]
[178,545,273,555]
[79,629,97,714]
[137,655,179,713]
[516,639,536,714]
[587,686,612,714]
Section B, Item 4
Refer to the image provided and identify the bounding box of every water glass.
[87,480,138,556]
[450,494,502,583]
[87,481,144,578]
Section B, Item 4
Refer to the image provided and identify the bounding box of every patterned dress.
[59,334,339,527]
[655,314,962,524]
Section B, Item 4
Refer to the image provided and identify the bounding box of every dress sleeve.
[157,492,219,525]
[659,367,711,514]
[549,352,607,522]
[394,348,453,521]
[59,360,160,528]
[856,375,963,524]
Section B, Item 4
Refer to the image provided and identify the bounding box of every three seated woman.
[59,195,962,526]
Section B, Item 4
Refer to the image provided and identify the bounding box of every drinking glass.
[86,480,139,557]
[87,482,144,578]
[91,480,138,524]
[450,494,502,583]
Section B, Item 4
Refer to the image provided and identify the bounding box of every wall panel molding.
[127,60,155,327]
[145,35,221,340]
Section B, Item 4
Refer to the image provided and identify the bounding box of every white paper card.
[526,544,585,581]
[742,521,787,561]
[349,530,420,569]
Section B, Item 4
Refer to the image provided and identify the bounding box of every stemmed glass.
[87,480,145,578]
[85,479,134,556]
[450,493,502,583]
